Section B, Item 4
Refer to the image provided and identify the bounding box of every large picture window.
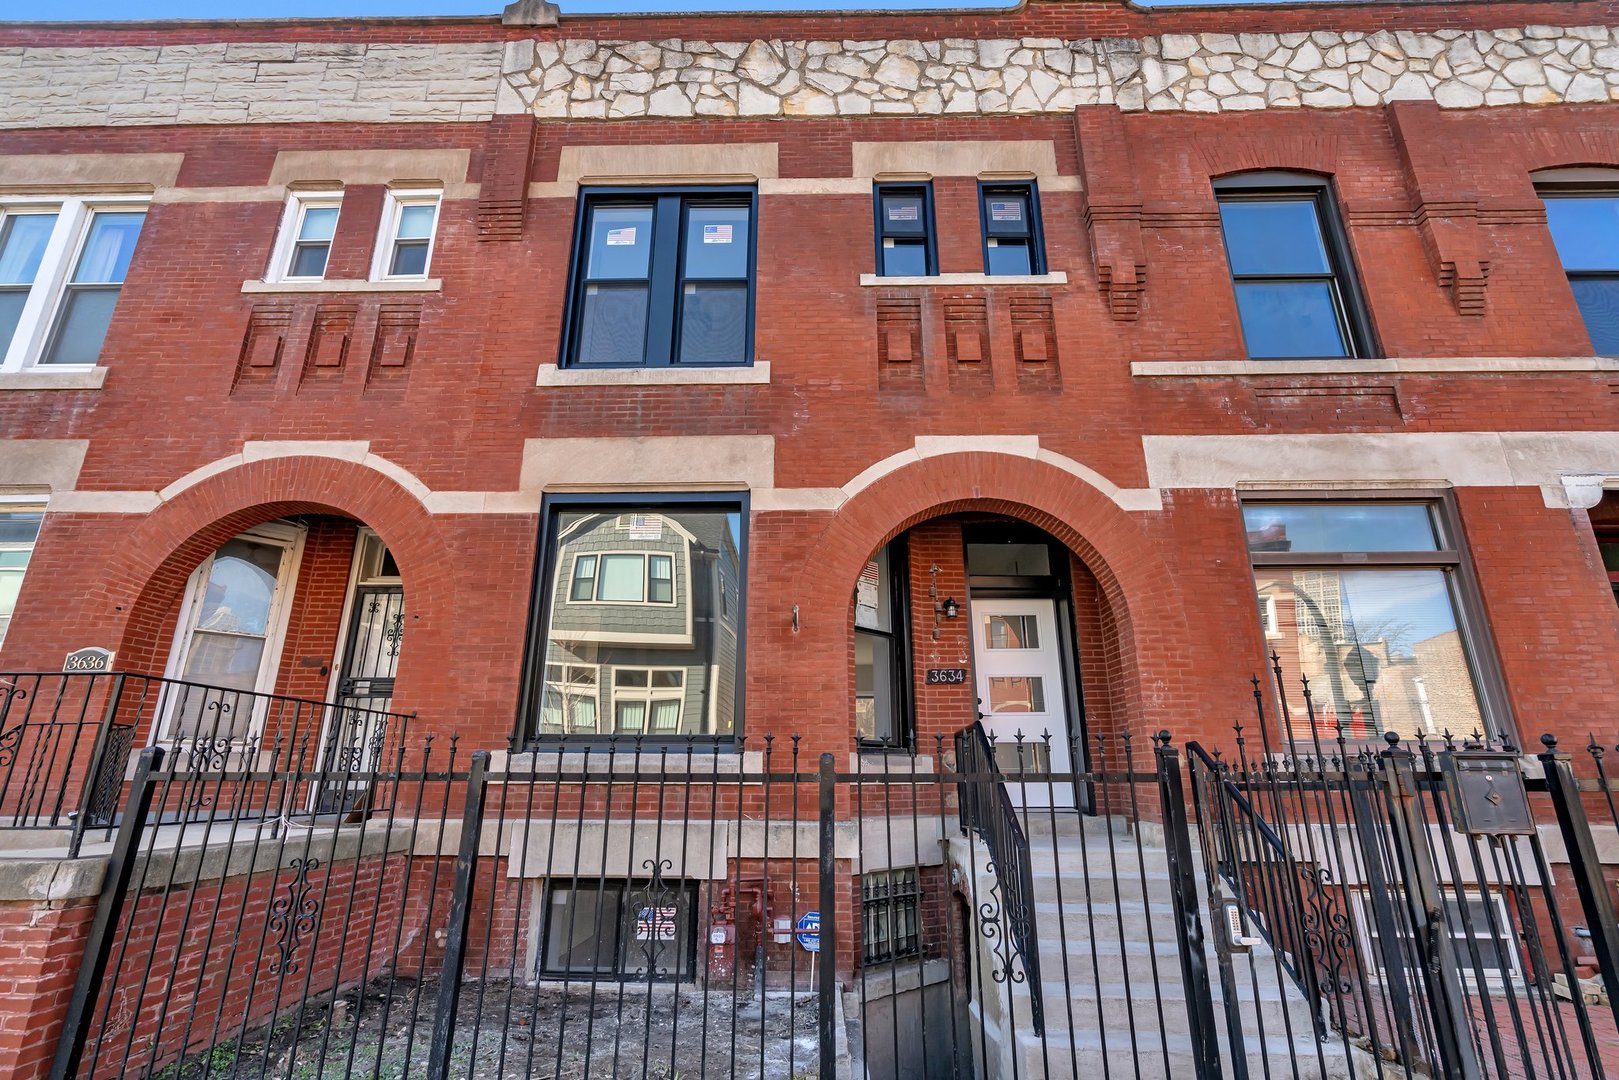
[526,496,745,740]
[562,188,756,368]
[1244,500,1499,743]
[540,878,697,980]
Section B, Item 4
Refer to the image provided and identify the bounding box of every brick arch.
[793,452,1189,744]
[1199,137,1340,183]
[90,456,454,702]
[1517,130,1619,175]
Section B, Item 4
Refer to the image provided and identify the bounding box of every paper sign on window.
[637,906,679,941]
[605,227,637,246]
[887,205,919,222]
[702,224,733,244]
[990,201,1023,222]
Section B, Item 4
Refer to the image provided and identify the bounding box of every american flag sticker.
[887,204,919,222]
[637,906,679,941]
[605,227,637,246]
[990,201,1023,222]
[702,223,733,244]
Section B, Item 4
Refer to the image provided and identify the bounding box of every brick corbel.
[1389,101,1491,317]
[477,113,537,242]
[1075,106,1147,321]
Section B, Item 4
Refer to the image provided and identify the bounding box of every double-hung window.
[1244,499,1500,743]
[373,189,440,280]
[0,506,44,648]
[980,182,1044,276]
[874,184,936,277]
[526,495,746,741]
[270,192,342,282]
[1539,190,1619,354]
[1215,174,1371,359]
[564,188,756,367]
[0,197,147,371]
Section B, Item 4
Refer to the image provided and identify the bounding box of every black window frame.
[559,186,758,369]
[1214,172,1376,361]
[1241,490,1512,744]
[538,877,700,982]
[1536,182,1619,356]
[978,180,1046,276]
[855,537,912,751]
[873,182,938,277]
[517,490,749,748]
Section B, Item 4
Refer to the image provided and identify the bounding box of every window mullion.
[645,194,682,367]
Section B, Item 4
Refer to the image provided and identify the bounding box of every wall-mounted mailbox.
[1439,749,1533,836]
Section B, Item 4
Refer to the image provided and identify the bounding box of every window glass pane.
[72,212,144,284]
[0,291,26,358]
[683,205,750,280]
[577,283,649,365]
[0,213,57,285]
[880,239,928,277]
[986,676,1046,714]
[0,511,42,545]
[984,191,1031,237]
[1569,277,1619,355]
[545,882,623,974]
[650,699,681,731]
[597,554,646,602]
[297,205,339,243]
[678,282,747,365]
[1243,504,1439,553]
[389,240,429,278]
[195,538,284,636]
[649,555,674,603]
[854,549,890,632]
[395,203,436,241]
[1254,567,1484,742]
[879,192,926,236]
[1543,197,1619,271]
[965,542,1051,577]
[289,243,330,279]
[855,631,896,743]
[570,555,596,601]
[0,568,24,619]
[586,204,654,279]
[43,287,120,365]
[1219,199,1332,276]
[616,700,646,730]
[986,240,1032,276]
[621,882,694,978]
[542,506,743,737]
[984,614,1039,650]
[1234,280,1348,358]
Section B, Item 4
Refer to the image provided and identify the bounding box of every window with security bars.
[861,868,921,964]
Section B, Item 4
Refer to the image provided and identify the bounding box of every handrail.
[953,720,1044,1035]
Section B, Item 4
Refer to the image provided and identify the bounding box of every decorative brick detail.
[1076,107,1147,322]
[477,113,536,242]
[233,305,294,390]
[1009,296,1058,366]
[875,295,924,390]
[301,305,356,384]
[943,297,989,365]
[1254,384,1403,427]
[367,305,421,384]
[1390,102,1492,317]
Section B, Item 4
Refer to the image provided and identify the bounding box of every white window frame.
[0,497,46,650]
[267,189,343,284]
[1353,887,1521,989]
[541,662,601,733]
[568,550,678,606]
[610,666,686,733]
[0,194,150,373]
[370,188,441,282]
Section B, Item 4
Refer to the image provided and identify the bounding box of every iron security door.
[317,585,404,808]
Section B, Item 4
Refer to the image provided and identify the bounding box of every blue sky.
[12,0,1024,18]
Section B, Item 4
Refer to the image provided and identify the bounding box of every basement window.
[540,878,698,980]
[861,868,921,965]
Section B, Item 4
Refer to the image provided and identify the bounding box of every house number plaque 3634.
[926,668,968,685]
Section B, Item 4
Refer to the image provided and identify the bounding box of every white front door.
[970,597,1074,808]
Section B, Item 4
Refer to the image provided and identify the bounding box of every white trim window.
[0,503,45,648]
[269,191,343,283]
[0,195,148,371]
[1356,889,1521,987]
[568,551,676,605]
[540,663,600,733]
[372,188,440,280]
[611,667,685,732]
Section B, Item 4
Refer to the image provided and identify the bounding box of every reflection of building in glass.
[540,510,741,736]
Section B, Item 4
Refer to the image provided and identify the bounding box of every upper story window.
[1244,499,1502,744]
[1214,174,1371,360]
[563,188,756,368]
[270,191,342,283]
[373,188,440,281]
[0,196,147,371]
[874,184,936,277]
[980,182,1044,276]
[1539,189,1619,355]
[525,495,746,741]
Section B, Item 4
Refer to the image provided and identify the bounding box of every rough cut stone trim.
[500,27,1619,119]
[0,41,502,129]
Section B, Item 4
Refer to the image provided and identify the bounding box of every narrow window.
[854,540,911,748]
[275,194,342,281]
[1215,174,1370,359]
[874,184,935,277]
[861,868,921,964]
[527,498,746,741]
[1539,191,1619,354]
[0,506,44,648]
[1244,500,1500,742]
[565,188,756,367]
[980,182,1043,276]
[376,190,440,280]
[42,209,146,366]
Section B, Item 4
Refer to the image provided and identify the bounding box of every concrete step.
[1034,980,1321,1039]
[1018,1028,1356,1080]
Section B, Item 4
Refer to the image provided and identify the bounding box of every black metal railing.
[0,671,414,855]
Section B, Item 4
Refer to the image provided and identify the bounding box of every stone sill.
[859,271,1068,287]
[1131,356,1619,377]
[535,362,770,387]
[241,278,442,294]
[0,367,108,391]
